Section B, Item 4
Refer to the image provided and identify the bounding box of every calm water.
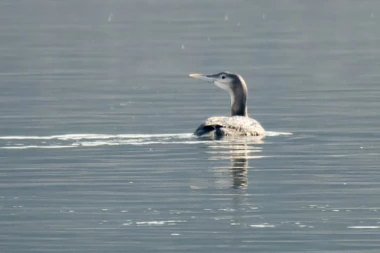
[1,0,380,252]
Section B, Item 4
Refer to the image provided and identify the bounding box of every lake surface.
[1,0,380,252]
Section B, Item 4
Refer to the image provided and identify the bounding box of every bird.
[189,71,265,138]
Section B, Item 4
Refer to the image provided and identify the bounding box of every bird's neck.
[231,93,247,116]
[230,83,248,117]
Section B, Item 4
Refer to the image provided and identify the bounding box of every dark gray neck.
[231,93,247,116]
[230,79,248,117]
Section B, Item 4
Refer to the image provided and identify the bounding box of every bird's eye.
[221,75,225,79]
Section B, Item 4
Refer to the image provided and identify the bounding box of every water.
[1,0,380,252]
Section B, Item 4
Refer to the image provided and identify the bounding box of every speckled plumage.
[194,116,265,138]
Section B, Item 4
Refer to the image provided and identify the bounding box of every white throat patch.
[214,80,235,106]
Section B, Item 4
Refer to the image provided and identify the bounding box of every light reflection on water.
[206,141,264,189]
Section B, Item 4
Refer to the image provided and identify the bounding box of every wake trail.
[0,131,292,149]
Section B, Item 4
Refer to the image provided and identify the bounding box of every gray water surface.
[1,1,380,252]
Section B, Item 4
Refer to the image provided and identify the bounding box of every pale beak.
[189,73,215,82]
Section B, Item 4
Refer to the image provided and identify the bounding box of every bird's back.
[194,116,265,138]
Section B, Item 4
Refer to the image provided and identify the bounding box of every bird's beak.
[189,73,215,82]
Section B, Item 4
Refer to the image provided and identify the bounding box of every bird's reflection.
[206,138,264,189]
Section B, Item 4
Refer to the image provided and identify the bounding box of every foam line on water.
[2,145,76,150]
[265,131,292,137]
[0,133,193,141]
[0,131,292,149]
[0,131,291,141]
[0,140,218,149]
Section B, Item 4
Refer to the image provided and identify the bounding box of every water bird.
[189,72,265,138]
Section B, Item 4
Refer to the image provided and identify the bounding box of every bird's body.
[194,116,265,138]
[189,72,265,139]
